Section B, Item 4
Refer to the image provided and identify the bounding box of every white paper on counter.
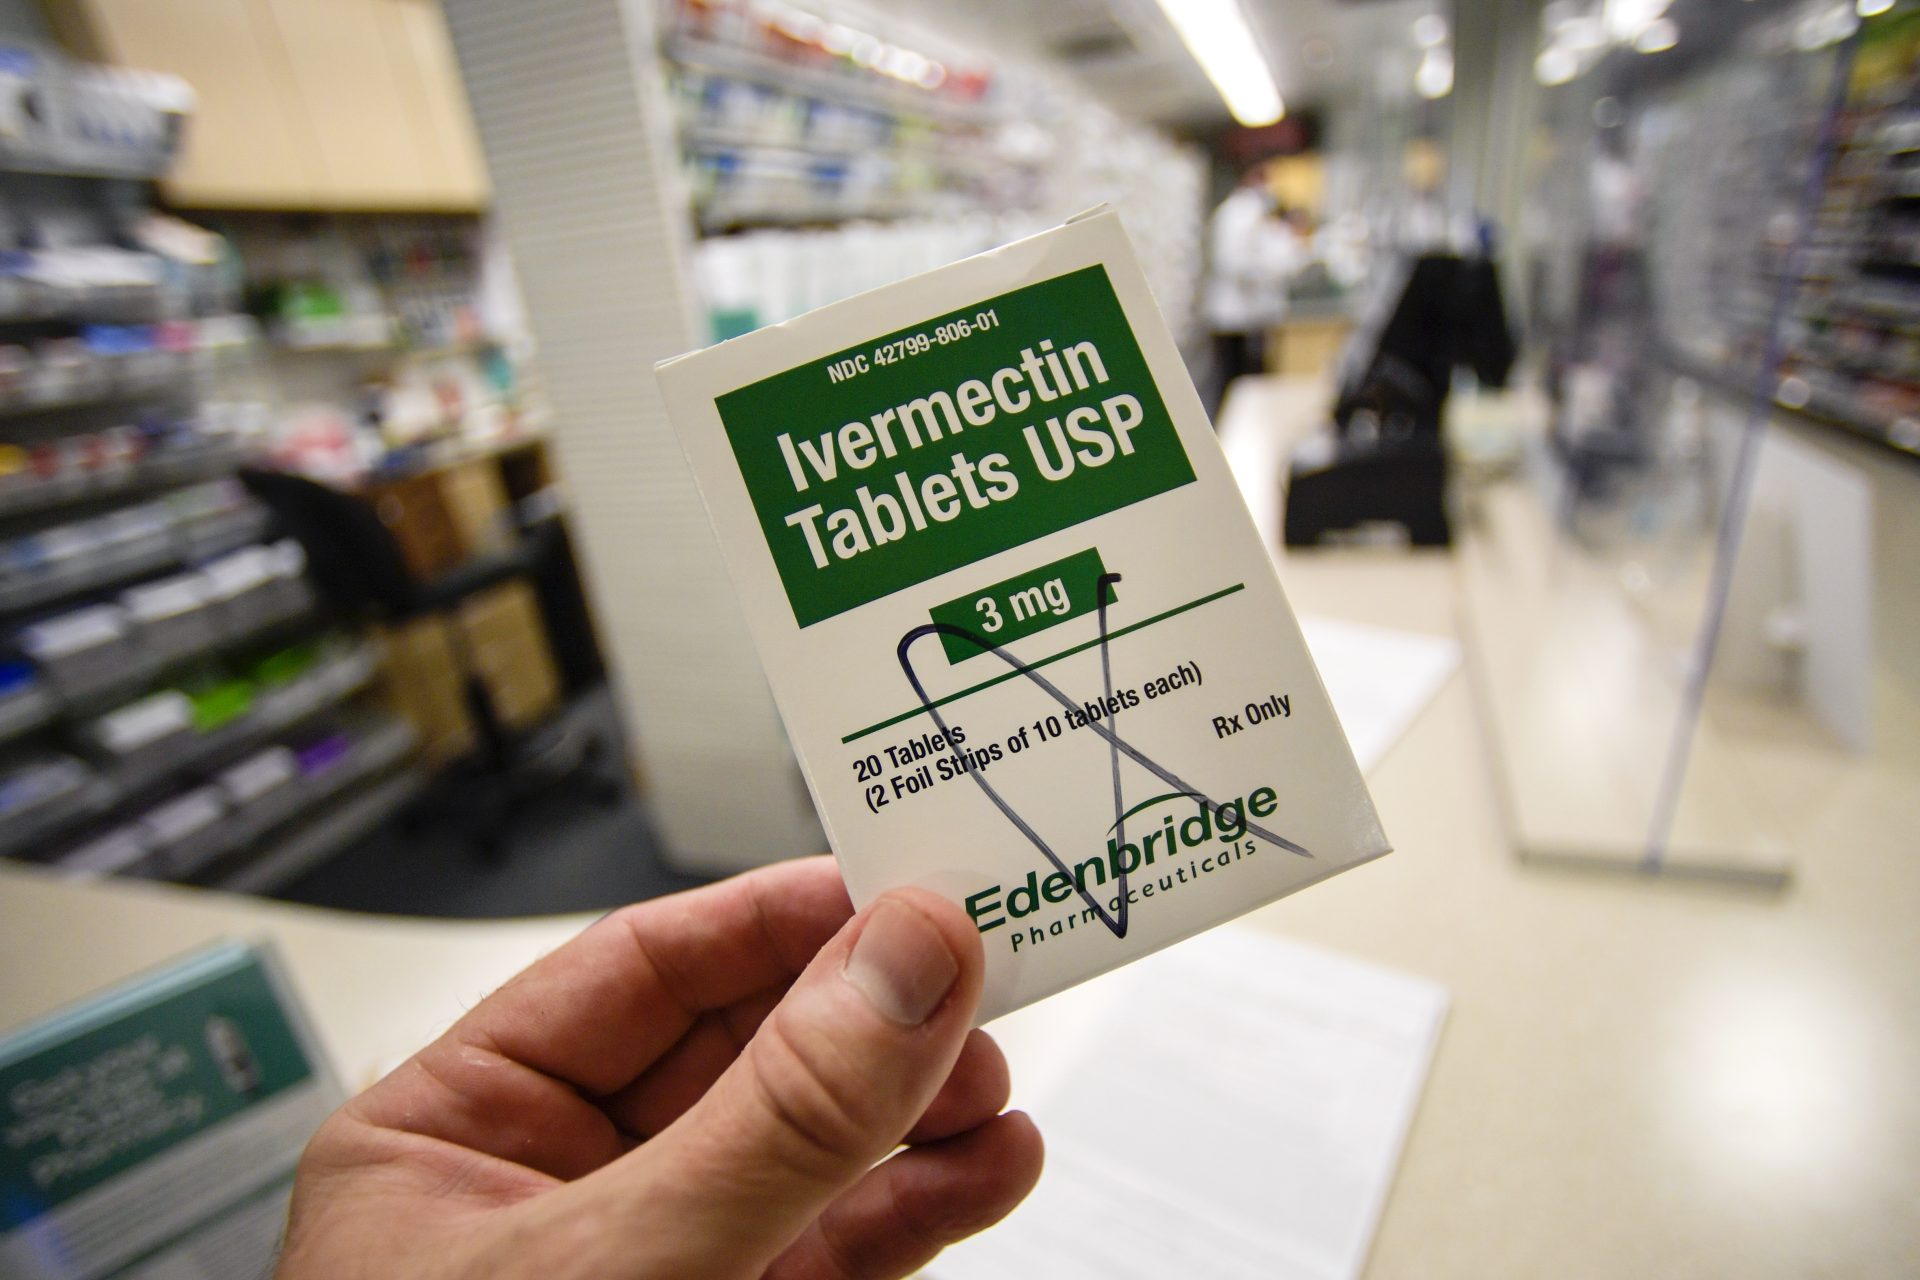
[1299,615,1459,774]
[933,927,1448,1280]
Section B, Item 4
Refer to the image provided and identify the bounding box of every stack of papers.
[1299,615,1458,775]
[934,927,1448,1280]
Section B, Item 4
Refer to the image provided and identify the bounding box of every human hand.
[275,856,1042,1280]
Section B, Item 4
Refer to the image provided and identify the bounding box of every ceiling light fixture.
[1558,16,1609,50]
[1151,0,1285,126]
[1535,44,1579,85]
[1603,0,1671,42]
[1634,16,1679,51]
[1413,13,1449,47]
[1796,3,1861,47]
[1415,49,1454,98]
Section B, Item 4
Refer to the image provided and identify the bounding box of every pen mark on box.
[843,584,1241,743]
[896,571,1310,940]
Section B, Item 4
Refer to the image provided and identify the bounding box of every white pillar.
[442,0,825,873]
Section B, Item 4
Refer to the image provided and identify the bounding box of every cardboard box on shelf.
[366,459,515,582]
[458,579,560,731]
[373,614,471,766]
[437,459,514,559]
[367,473,464,582]
[375,579,559,764]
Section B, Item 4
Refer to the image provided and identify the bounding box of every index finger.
[452,855,852,1096]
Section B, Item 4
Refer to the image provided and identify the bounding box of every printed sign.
[0,942,341,1280]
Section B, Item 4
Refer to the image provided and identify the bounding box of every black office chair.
[240,467,617,860]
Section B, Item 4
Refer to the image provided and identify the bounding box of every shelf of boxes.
[0,636,384,863]
[1636,13,1920,463]
[53,710,422,891]
[0,45,420,888]
[0,479,273,614]
[656,1,1036,236]
[658,1,1204,348]
[209,758,425,894]
[0,539,318,747]
[663,32,999,130]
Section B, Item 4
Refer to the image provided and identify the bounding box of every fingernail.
[843,900,959,1025]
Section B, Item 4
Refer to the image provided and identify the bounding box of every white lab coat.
[1203,188,1304,334]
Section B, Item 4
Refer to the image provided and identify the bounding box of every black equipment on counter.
[1285,252,1515,548]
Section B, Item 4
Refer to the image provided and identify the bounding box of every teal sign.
[0,943,318,1230]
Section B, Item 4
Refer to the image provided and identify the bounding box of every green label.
[714,265,1195,628]
[0,945,315,1227]
[928,547,1112,664]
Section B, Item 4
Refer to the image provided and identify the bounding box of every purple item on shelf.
[294,732,353,775]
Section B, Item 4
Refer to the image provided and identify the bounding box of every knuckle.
[880,1175,956,1258]
[297,1108,382,1174]
[808,1215,868,1280]
[748,1005,891,1181]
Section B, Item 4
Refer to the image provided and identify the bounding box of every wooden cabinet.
[45,0,323,206]
[44,0,488,211]
[384,0,488,208]
[260,0,438,209]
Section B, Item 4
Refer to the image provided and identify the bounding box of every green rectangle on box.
[928,547,1113,664]
[713,265,1195,628]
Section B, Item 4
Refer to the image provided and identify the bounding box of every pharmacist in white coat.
[1203,168,1305,416]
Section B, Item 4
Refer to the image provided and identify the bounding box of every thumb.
[558,888,985,1277]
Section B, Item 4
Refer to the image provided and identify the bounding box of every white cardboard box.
[657,209,1387,1019]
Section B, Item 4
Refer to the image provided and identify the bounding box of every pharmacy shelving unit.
[660,18,1015,233]
[1637,7,1920,465]
[0,42,423,893]
[654,0,1206,345]
[1771,44,1920,463]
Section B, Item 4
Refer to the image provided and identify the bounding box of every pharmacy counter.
[0,866,588,1090]
[4,376,1917,1278]
[1220,376,1920,1279]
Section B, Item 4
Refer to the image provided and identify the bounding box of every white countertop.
[0,868,589,1091]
